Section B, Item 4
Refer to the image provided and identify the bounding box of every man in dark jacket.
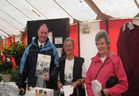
[18,23,59,93]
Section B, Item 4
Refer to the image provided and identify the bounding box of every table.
[25,87,54,96]
[0,82,18,96]
[0,82,59,96]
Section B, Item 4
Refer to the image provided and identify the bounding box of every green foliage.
[3,41,26,59]
[0,58,13,74]
[11,66,20,79]
[1,41,26,80]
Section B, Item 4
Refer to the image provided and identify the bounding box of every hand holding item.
[18,88,25,95]
[57,81,63,89]
[72,80,80,88]
[28,87,33,91]
[43,73,49,81]
[57,81,64,95]
[18,88,24,92]
[98,88,110,96]
[103,89,110,96]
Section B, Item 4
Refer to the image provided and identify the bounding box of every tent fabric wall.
[69,24,79,57]
[108,19,133,54]
[100,19,133,53]
[7,37,11,47]
[23,34,27,44]
[13,36,15,42]
[79,21,100,70]
[79,19,136,70]
[15,35,21,42]
[133,19,139,25]
[1,39,4,50]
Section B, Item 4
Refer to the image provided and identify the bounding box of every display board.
[27,18,70,57]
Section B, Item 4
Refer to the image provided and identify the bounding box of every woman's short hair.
[95,30,110,45]
[63,37,74,48]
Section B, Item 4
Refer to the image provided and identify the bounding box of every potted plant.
[3,41,26,66]
[2,41,26,81]
[0,56,13,82]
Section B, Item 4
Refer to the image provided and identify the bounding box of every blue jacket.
[19,37,59,89]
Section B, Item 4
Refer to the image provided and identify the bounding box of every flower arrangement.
[1,41,26,81]
[3,41,26,66]
[3,41,26,59]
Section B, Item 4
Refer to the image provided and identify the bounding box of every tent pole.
[105,19,109,33]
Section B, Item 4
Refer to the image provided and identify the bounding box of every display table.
[0,82,59,96]
[0,82,18,96]
[25,87,54,96]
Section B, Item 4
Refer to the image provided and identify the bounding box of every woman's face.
[64,41,74,56]
[96,37,109,57]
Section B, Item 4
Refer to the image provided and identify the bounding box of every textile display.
[117,23,139,96]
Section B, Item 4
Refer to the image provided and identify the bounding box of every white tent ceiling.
[0,0,139,38]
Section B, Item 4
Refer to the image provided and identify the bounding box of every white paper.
[63,85,74,96]
[55,37,63,44]
[32,37,35,41]
[57,48,62,57]
[91,80,102,96]
[48,31,53,43]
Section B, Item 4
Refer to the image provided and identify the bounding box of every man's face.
[37,24,48,43]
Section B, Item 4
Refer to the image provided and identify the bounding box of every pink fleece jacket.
[85,51,128,96]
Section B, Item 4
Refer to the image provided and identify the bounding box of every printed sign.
[35,54,51,77]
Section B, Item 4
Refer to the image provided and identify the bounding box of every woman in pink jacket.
[85,30,128,96]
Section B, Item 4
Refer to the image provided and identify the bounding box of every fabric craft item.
[91,80,102,96]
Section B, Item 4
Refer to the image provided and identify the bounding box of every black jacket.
[59,56,85,96]
[18,37,59,89]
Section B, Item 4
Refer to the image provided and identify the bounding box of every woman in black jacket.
[57,37,86,96]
